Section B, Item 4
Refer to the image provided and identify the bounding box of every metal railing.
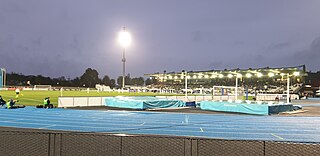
[1,129,319,156]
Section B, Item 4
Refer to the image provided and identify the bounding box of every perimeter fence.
[1,129,319,156]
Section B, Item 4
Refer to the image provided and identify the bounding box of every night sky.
[1,0,320,79]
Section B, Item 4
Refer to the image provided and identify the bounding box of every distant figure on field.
[0,96,6,106]
[15,88,20,98]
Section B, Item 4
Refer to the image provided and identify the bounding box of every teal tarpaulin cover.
[105,96,185,109]
[200,101,269,115]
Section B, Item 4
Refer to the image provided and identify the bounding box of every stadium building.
[145,65,307,95]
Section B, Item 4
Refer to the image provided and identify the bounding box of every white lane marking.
[38,124,57,129]
[140,122,146,126]
[200,127,204,132]
[271,133,284,140]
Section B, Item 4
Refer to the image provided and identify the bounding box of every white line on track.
[271,133,284,140]
[200,127,204,132]
[38,124,57,129]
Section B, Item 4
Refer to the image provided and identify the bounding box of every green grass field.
[0,90,178,107]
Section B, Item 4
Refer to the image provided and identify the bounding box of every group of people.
[1,95,53,109]
[0,96,18,109]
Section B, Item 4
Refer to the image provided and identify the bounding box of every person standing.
[15,88,20,98]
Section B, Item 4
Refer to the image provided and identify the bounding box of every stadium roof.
[145,65,307,81]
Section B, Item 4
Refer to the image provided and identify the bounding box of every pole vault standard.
[235,75,238,100]
[287,73,290,104]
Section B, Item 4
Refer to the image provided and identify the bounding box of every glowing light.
[174,76,178,79]
[257,73,263,78]
[193,75,197,79]
[245,73,252,78]
[211,75,217,78]
[198,75,203,79]
[218,74,224,78]
[187,76,191,79]
[118,29,131,48]
[204,75,209,78]
[268,73,275,77]
[168,76,172,79]
[227,74,233,78]
[293,72,300,76]
[236,74,242,78]
[280,73,285,76]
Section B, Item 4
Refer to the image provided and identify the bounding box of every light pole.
[118,26,131,90]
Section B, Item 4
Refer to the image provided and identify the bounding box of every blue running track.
[0,107,319,143]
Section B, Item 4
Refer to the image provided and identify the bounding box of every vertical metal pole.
[1,68,5,88]
[287,73,290,103]
[122,48,126,90]
[235,76,238,100]
[185,71,188,100]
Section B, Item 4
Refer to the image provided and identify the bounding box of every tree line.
[6,68,154,88]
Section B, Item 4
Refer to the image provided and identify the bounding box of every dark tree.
[145,78,157,85]
[80,68,100,88]
[102,75,111,86]
[110,79,116,88]
[117,75,131,87]
[131,77,144,86]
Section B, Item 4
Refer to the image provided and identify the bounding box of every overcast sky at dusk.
[1,0,320,79]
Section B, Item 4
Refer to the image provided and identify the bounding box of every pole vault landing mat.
[105,96,186,109]
[0,107,319,143]
[200,101,299,115]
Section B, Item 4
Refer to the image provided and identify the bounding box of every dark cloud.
[290,37,320,71]
[1,0,320,78]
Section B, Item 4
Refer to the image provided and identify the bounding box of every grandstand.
[145,65,307,95]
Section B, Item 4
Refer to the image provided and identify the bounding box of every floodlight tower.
[118,26,131,90]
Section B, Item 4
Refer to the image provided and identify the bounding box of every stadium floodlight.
[118,28,132,48]
[257,73,263,78]
[204,75,209,79]
[245,73,252,78]
[236,73,242,78]
[193,75,197,79]
[218,74,224,78]
[174,76,178,79]
[187,75,191,79]
[293,71,300,76]
[227,74,233,78]
[211,75,217,78]
[118,26,132,89]
[268,72,275,77]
